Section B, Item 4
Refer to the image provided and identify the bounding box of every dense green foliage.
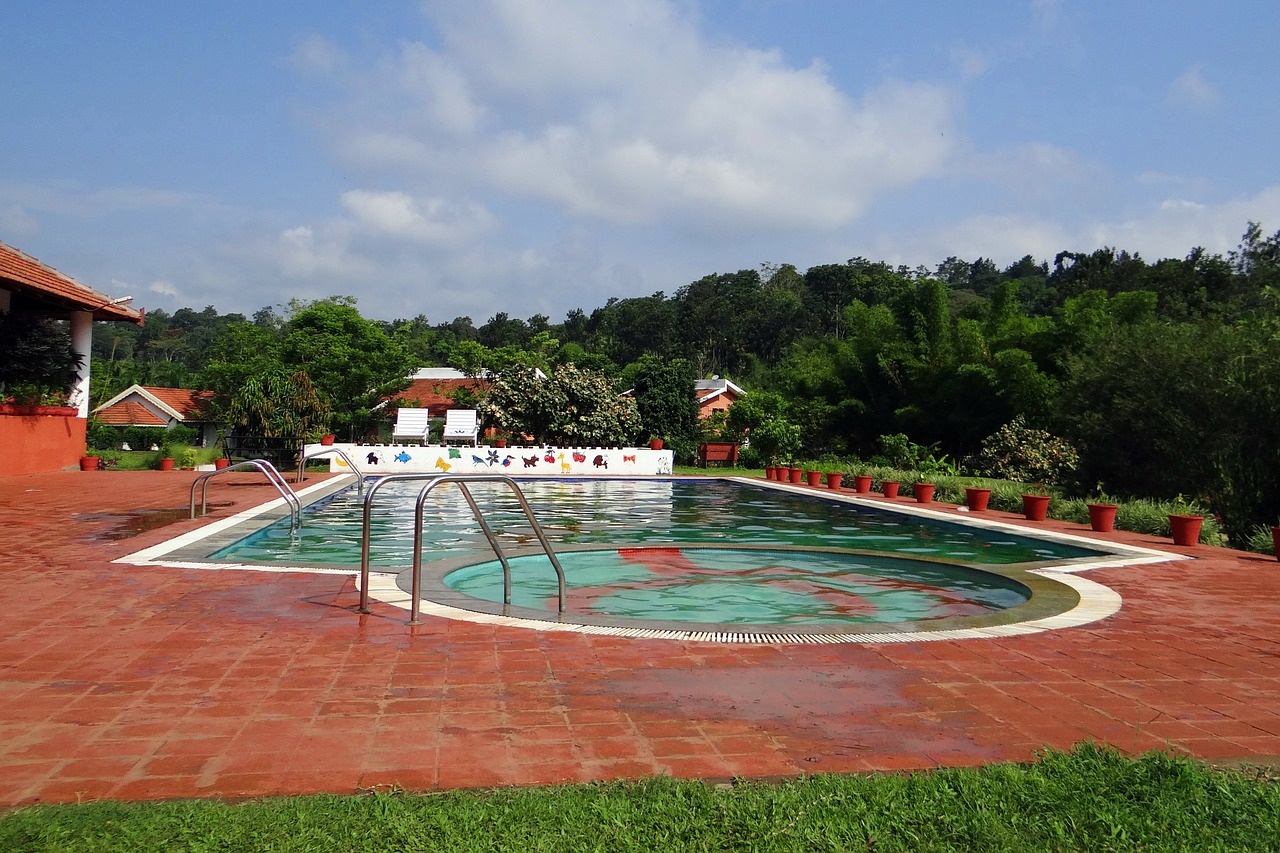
[0,310,81,403]
[3,746,1278,852]
[84,223,1280,541]
[629,356,701,458]
[481,363,640,446]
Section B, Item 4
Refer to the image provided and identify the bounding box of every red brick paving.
[1,471,1278,805]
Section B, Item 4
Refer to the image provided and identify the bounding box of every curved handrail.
[189,460,301,528]
[356,473,567,622]
[296,447,364,494]
[408,475,567,624]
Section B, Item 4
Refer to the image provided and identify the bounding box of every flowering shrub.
[2,384,71,406]
[482,363,640,446]
[969,416,1080,485]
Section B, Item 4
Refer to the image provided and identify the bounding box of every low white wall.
[304,443,674,476]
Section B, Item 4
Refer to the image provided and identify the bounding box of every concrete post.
[71,310,93,418]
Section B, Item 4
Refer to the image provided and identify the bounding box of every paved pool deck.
[1,470,1278,806]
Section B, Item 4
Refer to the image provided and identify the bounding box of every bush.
[969,416,1080,485]
[86,421,123,451]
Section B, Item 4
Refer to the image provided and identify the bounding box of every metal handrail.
[296,447,365,494]
[356,473,566,623]
[408,475,567,625]
[190,460,301,529]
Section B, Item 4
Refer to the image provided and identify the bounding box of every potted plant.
[320,433,336,446]
[79,454,101,471]
[914,482,936,503]
[1167,496,1204,546]
[881,480,900,498]
[179,448,199,470]
[852,474,873,494]
[215,456,231,470]
[825,471,843,490]
[648,437,664,450]
[157,446,176,471]
[788,465,803,484]
[1022,492,1051,521]
[805,469,823,487]
[964,486,991,512]
[1087,484,1118,533]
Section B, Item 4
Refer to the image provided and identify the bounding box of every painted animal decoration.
[622,454,636,464]
[523,455,540,468]
[435,456,452,472]
[557,452,572,474]
[501,455,514,467]
[366,452,382,465]
[393,451,412,464]
[592,454,608,469]
[471,455,486,465]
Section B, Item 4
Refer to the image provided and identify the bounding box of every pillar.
[71,310,93,418]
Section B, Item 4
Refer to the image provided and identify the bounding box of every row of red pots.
[764,472,1220,549]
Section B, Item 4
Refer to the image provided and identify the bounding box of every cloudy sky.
[4,0,1278,323]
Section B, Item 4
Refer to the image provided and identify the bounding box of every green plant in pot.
[1087,482,1119,533]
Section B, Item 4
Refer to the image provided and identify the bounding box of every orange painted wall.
[0,412,88,475]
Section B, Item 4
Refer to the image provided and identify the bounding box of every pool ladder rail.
[190,460,302,529]
[358,473,567,625]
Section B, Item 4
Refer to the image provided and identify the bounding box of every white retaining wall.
[305,443,674,476]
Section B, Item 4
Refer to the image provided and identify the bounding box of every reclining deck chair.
[442,409,479,445]
[392,407,431,444]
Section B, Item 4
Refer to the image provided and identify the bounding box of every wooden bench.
[698,441,739,467]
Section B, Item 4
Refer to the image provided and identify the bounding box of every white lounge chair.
[442,409,479,445]
[392,407,431,444]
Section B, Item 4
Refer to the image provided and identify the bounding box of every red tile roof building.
[92,386,217,446]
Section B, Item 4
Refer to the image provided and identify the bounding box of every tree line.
[88,223,1280,544]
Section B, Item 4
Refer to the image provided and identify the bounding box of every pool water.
[444,546,1031,626]
[212,479,1100,568]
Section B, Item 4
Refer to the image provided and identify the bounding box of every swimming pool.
[161,476,1146,641]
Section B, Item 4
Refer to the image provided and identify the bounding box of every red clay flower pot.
[914,483,935,503]
[79,456,100,471]
[805,470,823,487]
[1168,514,1203,547]
[764,466,774,480]
[852,475,872,494]
[965,487,991,512]
[158,457,176,472]
[826,472,843,490]
[649,438,664,450]
[1022,494,1050,521]
[215,458,231,470]
[320,434,336,446]
[494,439,507,448]
[1088,503,1117,533]
[881,481,900,498]
[788,467,803,484]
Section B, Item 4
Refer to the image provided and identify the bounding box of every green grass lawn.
[3,746,1277,852]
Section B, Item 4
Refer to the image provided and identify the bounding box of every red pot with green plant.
[1168,514,1203,547]
[805,470,823,487]
[649,438,664,450]
[215,458,231,470]
[914,483,936,503]
[881,481,900,498]
[826,472,843,490]
[1088,503,1118,533]
[1022,494,1051,521]
[79,456,100,471]
[320,434,336,446]
[964,487,991,512]
[788,467,803,484]
[852,475,872,494]
[158,457,176,472]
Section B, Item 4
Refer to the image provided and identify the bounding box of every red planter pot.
[215,458,231,470]
[788,467,803,484]
[158,457,176,471]
[852,475,872,494]
[1168,514,1204,547]
[320,434,336,446]
[881,481,900,498]
[914,483,936,503]
[826,472,843,490]
[805,470,823,487]
[494,439,507,448]
[649,439,664,450]
[79,456,100,471]
[763,466,774,480]
[964,487,991,512]
[1022,494,1051,521]
[1088,503,1118,533]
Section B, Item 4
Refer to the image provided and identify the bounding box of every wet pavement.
[1,470,1278,805]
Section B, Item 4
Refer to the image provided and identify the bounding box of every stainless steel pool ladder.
[357,473,567,625]
[296,447,365,494]
[190,460,302,529]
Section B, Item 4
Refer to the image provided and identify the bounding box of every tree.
[0,311,81,398]
[629,356,700,455]
[481,363,639,446]
[228,369,330,440]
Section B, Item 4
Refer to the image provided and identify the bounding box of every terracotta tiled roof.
[0,241,144,324]
[94,400,169,427]
[140,387,214,420]
[394,378,490,412]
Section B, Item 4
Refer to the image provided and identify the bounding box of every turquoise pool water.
[444,546,1032,626]
[213,478,1099,567]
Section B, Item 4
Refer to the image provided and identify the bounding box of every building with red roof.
[92,386,218,446]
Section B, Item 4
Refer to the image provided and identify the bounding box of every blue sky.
[4,0,1277,323]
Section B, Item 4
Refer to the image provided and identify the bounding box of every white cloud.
[288,33,346,76]
[1166,64,1221,112]
[148,280,180,298]
[340,190,495,246]
[310,0,958,234]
